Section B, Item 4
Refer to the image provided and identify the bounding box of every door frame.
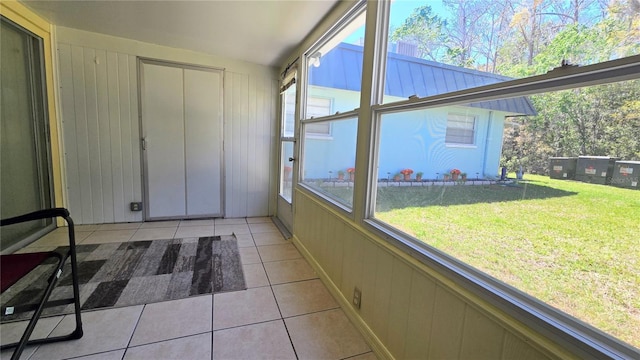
[137,58,225,221]
[275,66,298,233]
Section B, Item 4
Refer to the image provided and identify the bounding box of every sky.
[345,1,446,45]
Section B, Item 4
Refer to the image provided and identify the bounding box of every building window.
[445,113,475,145]
[305,97,332,137]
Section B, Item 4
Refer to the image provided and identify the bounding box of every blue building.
[304,43,536,180]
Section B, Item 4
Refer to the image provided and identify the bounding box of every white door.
[140,60,223,220]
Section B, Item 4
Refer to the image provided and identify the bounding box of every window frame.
[297,1,367,217]
[298,110,360,213]
[305,96,333,138]
[365,54,640,360]
[445,112,477,146]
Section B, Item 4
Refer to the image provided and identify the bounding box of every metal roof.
[308,43,537,116]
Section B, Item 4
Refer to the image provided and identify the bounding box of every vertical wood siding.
[294,192,557,360]
[58,44,141,224]
[223,72,278,218]
[56,33,277,223]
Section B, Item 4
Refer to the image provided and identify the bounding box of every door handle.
[141,138,147,150]
[288,157,295,162]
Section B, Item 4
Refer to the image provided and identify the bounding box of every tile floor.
[1,218,376,360]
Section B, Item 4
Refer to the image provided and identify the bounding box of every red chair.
[1,208,83,360]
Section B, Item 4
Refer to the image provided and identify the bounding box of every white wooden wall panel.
[429,285,466,358]
[460,306,506,359]
[403,271,437,358]
[293,192,561,360]
[95,49,114,223]
[106,52,125,222]
[223,72,277,218]
[57,43,143,223]
[56,27,277,223]
[70,46,93,223]
[58,44,82,222]
[83,48,103,223]
[386,258,412,357]
[129,55,142,223]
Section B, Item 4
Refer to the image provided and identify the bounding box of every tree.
[390,5,449,62]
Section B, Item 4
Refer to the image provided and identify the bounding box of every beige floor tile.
[239,246,261,264]
[234,234,255,248]
[214,224,250,236]
[214,218,247,225]
[125,333,211,360]
[80,230,136,245]
[249,222,279,234]
[273,279,338,317]
[252,231,287,246]
[130,228,177,241]
[174,225,214,238]
[257,244,302,263]
[28,229,92,247]
[1,346,38,360]
[179,219,214,227]
[139,220,180,229]
[72,349,127,360]
[0,316,63,348]
[242,264,270,288]
[75,224,100,232]
[30,306,143,360]
[213,287,280,330]
[16,245,60,253]
[213,320,296,360]
[346,352,380,360]
[264,258,317,285]
[285,309,370,359]
[96,223,141,231]
[129,296,212,346]
[246,217,272,224]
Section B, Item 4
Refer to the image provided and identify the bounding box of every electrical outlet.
[130,202,143,211]
[352,287,362,309]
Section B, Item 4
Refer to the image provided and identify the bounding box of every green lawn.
[372,175,639,348]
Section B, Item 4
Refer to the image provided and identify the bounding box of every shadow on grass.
[375,181,578,211]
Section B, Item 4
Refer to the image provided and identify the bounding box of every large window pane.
[372,80,640,348]
[302,117,358,208]
[382,0,640,105]
[305,6,366,117]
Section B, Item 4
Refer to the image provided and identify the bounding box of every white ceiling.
[21,0,342,67]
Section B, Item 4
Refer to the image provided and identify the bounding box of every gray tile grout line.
[122,302,148,356]
[252,234,298,359]
[341,350,376,360]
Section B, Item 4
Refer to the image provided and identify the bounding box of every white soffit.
[21,0,341,67]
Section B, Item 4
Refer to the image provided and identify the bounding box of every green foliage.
[390,5,449,61]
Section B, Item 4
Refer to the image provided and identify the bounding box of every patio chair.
[1,208,83,360]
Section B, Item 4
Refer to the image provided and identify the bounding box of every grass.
[372,175,640,348]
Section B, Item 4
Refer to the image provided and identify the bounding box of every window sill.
[305,134,334,140]
[445,143,477,149]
